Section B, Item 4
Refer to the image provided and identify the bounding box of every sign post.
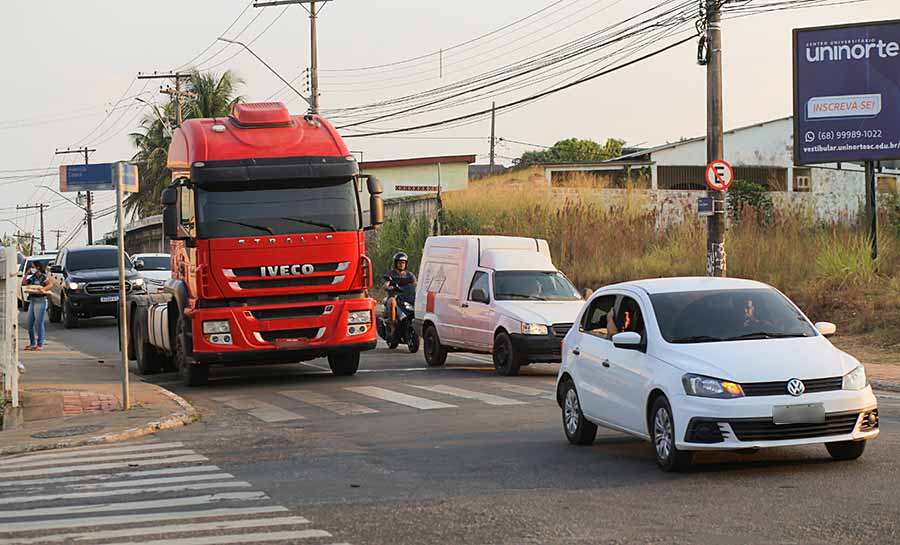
[59,161,139,409]
[793,19,900,260]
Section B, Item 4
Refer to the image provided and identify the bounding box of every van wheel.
[423,325,447,367]
[62,296,79,329]
[493,332,523,376]
[328,352,360,376]
[176,315,208,386]
[48,301,61,323]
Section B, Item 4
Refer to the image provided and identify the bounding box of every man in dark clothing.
[383,252,416,328]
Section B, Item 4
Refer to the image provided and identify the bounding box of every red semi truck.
[128,102,384,386]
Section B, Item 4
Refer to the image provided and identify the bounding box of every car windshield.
[493,271,581,301]
[138,256,170,270]
[196,179,360,239]
[67,249,133,271]
[650,288,818,344]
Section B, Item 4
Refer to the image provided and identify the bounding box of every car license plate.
[100,295,119,303]
[773,403,825,425]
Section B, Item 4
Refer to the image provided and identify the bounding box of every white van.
[414,236,583,376]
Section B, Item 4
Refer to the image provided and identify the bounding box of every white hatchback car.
[557,277,879,471]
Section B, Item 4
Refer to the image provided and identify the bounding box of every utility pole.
[50,229,65,250]
[137,72,195,126]
[16,232,37,256]
[704,0,726,277]
[865,161,878,260]
[489,102,497,175]
[16,204,49,253]
[55,147,96,245]
[254,0,330,114]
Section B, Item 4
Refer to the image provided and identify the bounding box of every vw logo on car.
[787,378,806,396]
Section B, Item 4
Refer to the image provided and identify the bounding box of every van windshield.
[493,271,581,301]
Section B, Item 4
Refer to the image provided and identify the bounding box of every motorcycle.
[377,281,419,353]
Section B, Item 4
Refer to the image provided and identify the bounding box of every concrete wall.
[361,162,469,202]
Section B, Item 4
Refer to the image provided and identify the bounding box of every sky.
[1,0,897,248]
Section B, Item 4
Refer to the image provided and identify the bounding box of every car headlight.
[682,374,744,399]
[132,278,145,288]
[842,365,867,391]
[67,281,80,291]
[202,320,231,334]
[348,310,372,324]
[402,302,414,311]
[521,323,549,335]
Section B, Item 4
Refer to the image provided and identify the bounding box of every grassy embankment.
[370,168,900,347]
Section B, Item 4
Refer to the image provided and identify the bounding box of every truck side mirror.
[369,195,384,227]
[160,187,177,206]
[163,205,180,240]
[366,175,383,195]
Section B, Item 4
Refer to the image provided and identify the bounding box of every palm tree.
[125,70,244,220]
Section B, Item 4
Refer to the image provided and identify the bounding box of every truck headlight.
[682,374,744,399]
[348,310,372,324]
[842,365,867,391]
[521,323,548,335]
[202,320,231,334]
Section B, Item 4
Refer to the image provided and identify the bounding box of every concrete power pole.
[254,0,328,114]
[489,102,497,175]
[51,229,65,250]
[16,204,49,254]
[55,147,96,245]
[705,0,726,277]
[137,72,195,127]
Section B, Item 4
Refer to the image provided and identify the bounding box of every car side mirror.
[50,265,62,274]
[134,259,145,270]
[815,322,837,337]
[612,331,643,350]
[471,288,489,304]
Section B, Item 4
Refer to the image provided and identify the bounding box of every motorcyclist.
[383,252,416,335]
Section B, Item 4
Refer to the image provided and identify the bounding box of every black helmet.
[393,252,409,264]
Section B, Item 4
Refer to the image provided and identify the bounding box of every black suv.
[48,246,146,328]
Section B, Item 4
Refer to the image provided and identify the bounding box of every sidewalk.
[1,335,197,456]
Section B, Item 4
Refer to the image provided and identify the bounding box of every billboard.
[59,161,139,193]
[793,19,900,165]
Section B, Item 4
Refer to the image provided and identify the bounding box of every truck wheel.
[135,320,163,375]
[493,332,523,376]
[176,315,208,386]
[423,325,447,367]
[407,327,420,354]
[62,296,79,329]
[328,352,360,376]
[48,300,61,323]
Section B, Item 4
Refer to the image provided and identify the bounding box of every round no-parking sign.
[705,159,734,191]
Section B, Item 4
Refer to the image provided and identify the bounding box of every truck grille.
[229,262,345,278]
[237,276,341,290]
[741,376,843,397]
[551,323,573,338]
[84,281,132,295]
[728,412,859,442]
[259,328,322,343]
[250,305,330,320]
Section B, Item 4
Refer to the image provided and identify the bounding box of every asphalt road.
[16,316,900,545]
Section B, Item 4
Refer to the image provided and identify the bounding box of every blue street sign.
[793,19,900,165]
[698,197,714,217]
[59,162,139,193]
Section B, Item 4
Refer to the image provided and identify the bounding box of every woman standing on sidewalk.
[24,261,52,351]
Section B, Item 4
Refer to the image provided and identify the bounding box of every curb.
[872,379,900,393]
[0,385,200,457]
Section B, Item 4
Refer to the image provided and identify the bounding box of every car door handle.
[602,359,611,368]
[572,348,580,356]
[461,303,469,308]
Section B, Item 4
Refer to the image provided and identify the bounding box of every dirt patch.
[832,336,900,367]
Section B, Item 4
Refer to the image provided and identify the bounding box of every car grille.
[551,323,573,338]
[250,305,331,321]
[741,376,843,397]
[84,281,132,295]
[259,328,321,343]
[728,412,859,442]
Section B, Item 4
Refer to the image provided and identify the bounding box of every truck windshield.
[196,179,360,239]
[493,271,581,301]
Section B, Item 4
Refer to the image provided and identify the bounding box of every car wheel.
[493,332,523,376]
[650,396,694,472]
[423,324,447,367]
[176,315,208,386]
[407,327,420,354]
[826,440,866,461]
[135,319,163,375]
[48,300,61,323]
[328,352,360,376]
[62,296,79,329]
[561,380,598,445]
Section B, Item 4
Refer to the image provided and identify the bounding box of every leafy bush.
[369,208,431,287]
[727,179,774,226]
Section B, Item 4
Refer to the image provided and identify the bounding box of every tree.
[515,137,625,167]
[126,70,244,219]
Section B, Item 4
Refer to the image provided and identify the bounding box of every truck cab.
[130,102,384,386]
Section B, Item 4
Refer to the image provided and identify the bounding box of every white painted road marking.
[219,398,305,423]
[0,455,209,479]
[0,480,253,505]
[102,530,332,545]
[64,472,235,490]
[408,384,527,406]
[495,383,556,400]
[0,442,185,466]
[0,465,221,488]
[279,389,378,416]
[7,449,197,469]
[345,386,457,410]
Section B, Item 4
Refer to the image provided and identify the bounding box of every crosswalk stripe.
[279,389,378,416]
[0,491,267,519]
[0,454,209,479]
[0,442,184,466]
[0,505,288,534]
[7,449,196,470]
[0,516,310,545]
[344,386,456,410]
[0,465,221,488]
[220,398,305,423]
[63,472,235,490]
[494,383,556,400]
[103,529,331,545]
[407,384,527,406]
[0,481,253,505]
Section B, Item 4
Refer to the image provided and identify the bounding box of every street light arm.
[216,37,312,108]
[38,185,86,210]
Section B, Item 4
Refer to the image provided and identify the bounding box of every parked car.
[414,236,583,376]
[48,246,146,328]
[133,253,171,294]
[17,254,57,310]
[557,277,879,471]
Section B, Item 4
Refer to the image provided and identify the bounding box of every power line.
[175,0,256,70]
